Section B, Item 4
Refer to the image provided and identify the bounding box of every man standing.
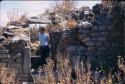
[38,27,50,66]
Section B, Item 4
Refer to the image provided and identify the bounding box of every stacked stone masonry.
[51,3,125,70]
[0,41,33,83]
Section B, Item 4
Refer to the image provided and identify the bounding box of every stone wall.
[0,41,33,83]
[55,24,123,70]
[79,22,123,69]
[50,3,124,70]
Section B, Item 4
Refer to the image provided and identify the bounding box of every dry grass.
[54,0,77,13]
[1,55,125,84]
[117,56,125,73]
[0,64,16,84]
[35,55,125,84]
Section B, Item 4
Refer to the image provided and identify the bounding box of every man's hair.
[39,27,45,31]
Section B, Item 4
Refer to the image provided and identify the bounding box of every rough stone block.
[23,48,31,73]
[0,54,10,58]
[99,32,109,36]
[66,46,76,52]
[85,52,94,56]
[85,41,95,46]
[0,50,10,58]
[79,28,86,32]
[87,47,95,52]
[79,33,88,37]
[112,43,119,46]
[98,37,106,41]
[78,34,88,40]
[107,26,112,30]
[90,36,98,41]
[81,37,90,42]
[76,46,86,51]
[98,25,106,31]
[94,42,102,46]
[91,26,98,31]
[90,32,100,36]
[84,30,90,34]
[103,42,111,46]
[97,47,107,51]
[16,58,23,63]
[0,58,10,63]
[95,51,102,56]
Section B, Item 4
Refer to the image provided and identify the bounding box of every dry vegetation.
[34,55,125,84]
[7,9,28,24]
[0,64,16,84]
[102,0,113,8]
[53,0,77,13]
[0,55,125,84]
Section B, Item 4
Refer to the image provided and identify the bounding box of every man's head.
[39,27,46,33]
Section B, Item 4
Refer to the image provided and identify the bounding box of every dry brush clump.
[117,56,125,82]
[35,55,125,84]
[0,64,16,84]
[53,0,77,13]
[7,9,29,24]
[117,56,125,73]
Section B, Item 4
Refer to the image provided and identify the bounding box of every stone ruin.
[0,1,124,83]
[0,40,33,83]
[50,2,125,70]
